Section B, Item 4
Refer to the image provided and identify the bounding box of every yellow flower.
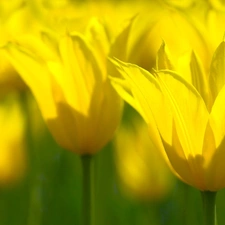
[208,0,225,11]
[28,0,147,40]
[0,94,27,186]
[114,114,174,201]
[114,5,209,74]
[0,1,45,95]
[161,0,195,9]
[4,18,123,155]
[109,40,225,191]
[112,1,225,86]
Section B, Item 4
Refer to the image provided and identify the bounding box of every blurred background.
[1,0,225,225]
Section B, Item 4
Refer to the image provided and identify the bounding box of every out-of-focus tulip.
[114,115,174,201]
[4,18,123,155]
[160,0,195,8]
[111,1,225,84]
[128,8,209,76]
[109,39,225,191]
[0,1,45,95]
[0,94,27,186]
[208,0,225,11]
[28,0,154,42]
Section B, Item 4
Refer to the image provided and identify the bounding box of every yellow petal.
[209,41,225,101]
[162,122,201,188]
[205,85,225,189]
[206,82,225,190]
[203,123,225,191]
[190,51,211,109]
[209,84,225,149]
[110,15,136,61]
[89,79,123,152]
[48,74,96,154]
[156,70,209,189]
[157,70,209,157]
[155,41,174,70]
[110,58,171,135]
[59,33,103,116]
[3,42,57,119]
[85,17,109,74]
[109,74,140,116]
[109,58,171,163]
[110,58,205,187]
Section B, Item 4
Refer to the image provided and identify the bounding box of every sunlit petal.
[4,42,57,119]
[209,41,225,101]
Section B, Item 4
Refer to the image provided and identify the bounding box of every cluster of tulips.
[1,0,225,224]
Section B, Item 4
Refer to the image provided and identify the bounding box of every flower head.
[0,94,27,186]
[109,39,225,191]
[114,114,174,201]
[4,18,123,155]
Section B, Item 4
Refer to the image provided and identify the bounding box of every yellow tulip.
[114,115,174,201]
[208,0,225,11]
[28,0,148,40]
[4,18,123,155]
[112,1,225,87]
[117,5,209,75]
[204,9,225,52]
[0,1,45,95]
[161,0,195,8]
[109,40,225,191]
[0,94,27,186]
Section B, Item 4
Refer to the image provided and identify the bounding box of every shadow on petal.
[162,121,205,190]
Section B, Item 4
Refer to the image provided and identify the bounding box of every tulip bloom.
[0,1,41,95]
[110,40,225,192]
[112,4,209,74]
[4,18,122,155]
[112,1,225,87]
[0,95,27,186]
[114,116,174,201]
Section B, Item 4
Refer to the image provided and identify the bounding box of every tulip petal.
[110,15,136,61]
[110,76,137,113]
[3,42,57,119]
[208,84,225,149]
[109,58,173,168]
[155,70,209,188]
[162,121,203,189]
[201,122,225,191]
[157,70,209,156]
[209,41,225,101]
[156,41,174,70]
[110,58,203,186]
[190,51,211,109]
[59,33,103,116]
[109,58,173,143]
[85,17,109,74]
[91,80,123,152]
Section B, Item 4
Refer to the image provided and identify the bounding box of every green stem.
[81,155,95,225]
[201,191,217,225]
[140,202,160,225]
